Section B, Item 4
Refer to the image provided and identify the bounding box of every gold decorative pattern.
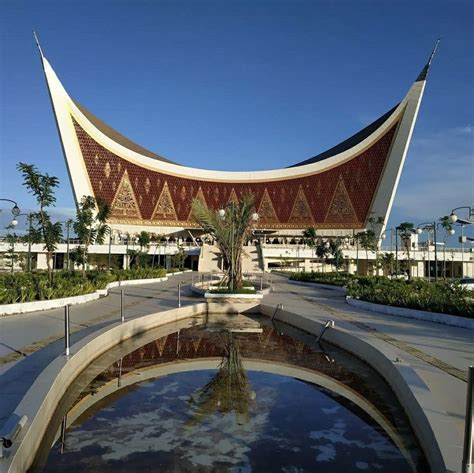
[110,170,141,218]
[180,185,187,201]
[152,181,178,221]
[288,186,313,223]
[258,188,279,223]
[227,188,239,204]
[187,186,207,220]
[99,180,103,191]
[107,216,365,230]
[94,154,99,165]
[145,177,151,194]
[325,176,358,223]
[104,161,111,178]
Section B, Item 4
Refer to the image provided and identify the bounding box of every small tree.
[368,216,385,275]
[173,245,186,270]
[4,225,19,273]
[380,252,395,276]
[303,227,317,247]
[73,196,111,275]
[192,193,257,290]
[328,239,344,272]
[439,216,454,279]
[357,230,377,275]
[17,162,63,282]
[315,240,330,272]
[134,231,151,268]
[397,222,415,279]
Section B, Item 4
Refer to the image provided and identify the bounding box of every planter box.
[0,277,168,316]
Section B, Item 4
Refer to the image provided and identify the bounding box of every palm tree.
[368,216,385,275]
[397,222,415,279]
[439,216,455,279]
[192,192,257,290]
[303,227,317,271]
[187,332,254,426]
[380,252,395,276]
[357,230,377,275]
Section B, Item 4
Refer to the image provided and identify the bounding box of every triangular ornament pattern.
[288,186,313,223]
[154,336,168,357]
[110,170,141,218]
[258,188,279,223]
[227,188,239,204]
[152,181,178,221]
[325,176,358,223]
[187,186,207,220]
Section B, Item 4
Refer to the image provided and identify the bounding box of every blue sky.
[1,0,473,238]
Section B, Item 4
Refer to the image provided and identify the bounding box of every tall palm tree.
[192,193,257,290]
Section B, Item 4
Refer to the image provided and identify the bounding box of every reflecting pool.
[32,314,429,472]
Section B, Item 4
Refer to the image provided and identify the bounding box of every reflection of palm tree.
[188,332,255,425]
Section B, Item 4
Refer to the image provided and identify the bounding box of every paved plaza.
[0,273,472,472]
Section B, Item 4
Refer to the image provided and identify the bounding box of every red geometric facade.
[73,118,399,230]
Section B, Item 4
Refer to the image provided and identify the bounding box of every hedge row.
[289,271,473,318]
[289,271,354,287]
[0,267,167,305]
[346,277,473,318]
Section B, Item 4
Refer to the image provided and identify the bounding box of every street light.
[449,206,474,278]
[416,222,436,282]
[0,199,20,218]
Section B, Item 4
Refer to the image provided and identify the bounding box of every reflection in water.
[34,314,430,473]
[188,332,255,426]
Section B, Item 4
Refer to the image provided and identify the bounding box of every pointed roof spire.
[416,39,440,82]
[33,31,44,59]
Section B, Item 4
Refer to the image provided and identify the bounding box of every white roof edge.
[43,56,412,184]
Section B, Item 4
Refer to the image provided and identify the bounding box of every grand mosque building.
[37,40,435,244]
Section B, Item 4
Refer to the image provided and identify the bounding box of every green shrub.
[289,271,354,287]
[0,267,168,305]
[347,277,473,318]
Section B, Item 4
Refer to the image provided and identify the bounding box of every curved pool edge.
[2,301,448,473]
[2,302,207,473]
[259,303,448,473]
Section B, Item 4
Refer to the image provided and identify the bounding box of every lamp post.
[64,219,73,271]
[416,222,434,282]
[108,230,113,271]
[416,222,444,282]
[450,206,474,278]
[120,233,129,269]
